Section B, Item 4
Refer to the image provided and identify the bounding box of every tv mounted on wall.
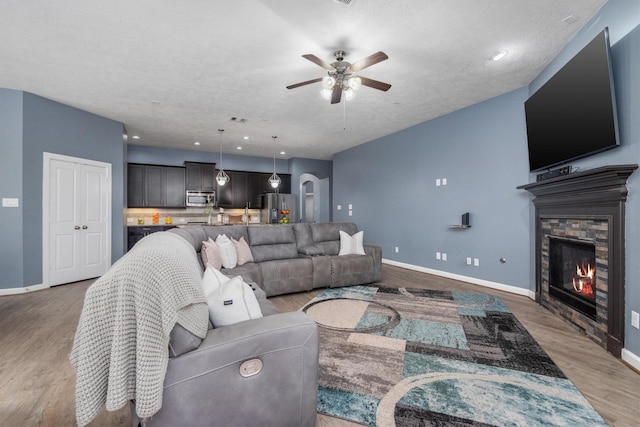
[525,27,620,173]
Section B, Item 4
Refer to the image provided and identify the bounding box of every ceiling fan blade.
[331,85,342,104]
[350,51,388,72]
[286,77,323,90]
[302,54,334,70]
[359,76,392,91]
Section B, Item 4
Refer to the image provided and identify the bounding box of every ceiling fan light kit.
[287,50,391,104]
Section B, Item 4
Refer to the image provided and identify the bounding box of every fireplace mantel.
[518,164,637,358]
[518,164,638,207]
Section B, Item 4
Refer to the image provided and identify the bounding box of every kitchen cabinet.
[185,162,216,191]
[215,171,291,208]
[216,169,235,207]
[127,163,186,208]
[127,225,177,251]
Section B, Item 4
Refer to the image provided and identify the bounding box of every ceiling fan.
[286,50,391,104]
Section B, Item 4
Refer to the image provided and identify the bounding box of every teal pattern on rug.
[304,286,608,426]
[360,313,470,349]
[317,385,379,426]
[402,352,607,426]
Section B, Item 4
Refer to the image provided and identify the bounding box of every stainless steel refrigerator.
[260,193,297,224]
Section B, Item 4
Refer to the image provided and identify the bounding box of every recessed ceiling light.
[194,141,200,146]
[243,136,250,140]
[131,135,140,140]
[280,151,286,155]
[236,146,242,150]
[491,50,508,61]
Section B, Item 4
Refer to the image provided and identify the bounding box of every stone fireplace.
[519,164,637,358]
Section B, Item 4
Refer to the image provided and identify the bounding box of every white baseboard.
[382,258,536,299]
[622,348,640,372]
[0,283,49,296]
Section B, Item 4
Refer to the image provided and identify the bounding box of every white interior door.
[47,155,110,286]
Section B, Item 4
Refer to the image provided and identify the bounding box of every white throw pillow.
[338,230,366,255]
[201,267,263,327]
[215,234,237,269]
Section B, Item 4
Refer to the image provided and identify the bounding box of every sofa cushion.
[310,222,358,243]
[260,257,314,296]
[298,244,325,256]
[293,223,313,248]
[309,223,359,255]
[331,254,377,288]
[248,225,299,263]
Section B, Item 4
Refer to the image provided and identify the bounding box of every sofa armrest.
[365,244,382,282]
[136,312,319,427]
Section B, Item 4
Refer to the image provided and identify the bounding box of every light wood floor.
[1,264,638,426]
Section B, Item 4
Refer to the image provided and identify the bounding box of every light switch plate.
[2,198,19,207]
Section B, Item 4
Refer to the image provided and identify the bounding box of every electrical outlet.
[348,210,352,216]
[466,257,472,265]
[395,246,399,253]
[436,178,441,186]
[442,253,447,261]
[436,252,441,260]
[337,205,342,210]
[474,258,480,266]
[632,311,640,329]
[442,178,447,186]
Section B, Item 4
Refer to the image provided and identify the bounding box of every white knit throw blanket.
[70,232,209,426]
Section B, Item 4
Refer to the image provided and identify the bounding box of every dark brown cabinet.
[216,169,235,207]
[185,162,216,191]
[215,170,291,208]
[127,225,177,251]
[127,164,186,208]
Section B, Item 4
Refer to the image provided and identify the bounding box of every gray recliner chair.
[131,309,319,427]
[121,235,320,427]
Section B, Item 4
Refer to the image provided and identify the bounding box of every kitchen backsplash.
[127,207,261,226]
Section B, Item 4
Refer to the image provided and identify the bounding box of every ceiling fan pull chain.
[343,97,347,130]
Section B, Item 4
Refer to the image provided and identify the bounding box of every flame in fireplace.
[572,263,595,295]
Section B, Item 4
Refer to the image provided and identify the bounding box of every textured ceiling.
[0,0,607,160]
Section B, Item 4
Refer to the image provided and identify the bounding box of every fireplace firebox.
[549,237,596,319]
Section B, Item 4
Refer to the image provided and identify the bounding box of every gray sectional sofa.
[169,222,382,297]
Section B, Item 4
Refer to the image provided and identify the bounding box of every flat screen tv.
[525,28,620,172]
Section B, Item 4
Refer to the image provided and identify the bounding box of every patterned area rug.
[301,285,607,426]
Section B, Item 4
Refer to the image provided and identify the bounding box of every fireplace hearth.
[519,164,637,358]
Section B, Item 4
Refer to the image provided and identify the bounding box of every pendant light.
[268,136,281,189]
[216,129,230,186]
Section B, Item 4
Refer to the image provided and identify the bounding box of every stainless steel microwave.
[186,190,215,207]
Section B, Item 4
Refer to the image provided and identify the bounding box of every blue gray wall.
[0,90,125,289]
[333,87,532,288]
[333,1,640,359]
[0,89,25,289]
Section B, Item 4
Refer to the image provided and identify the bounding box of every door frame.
[43,152,112,287]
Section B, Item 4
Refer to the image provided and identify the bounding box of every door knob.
[82,225,88,229]
[74,226,80,230]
